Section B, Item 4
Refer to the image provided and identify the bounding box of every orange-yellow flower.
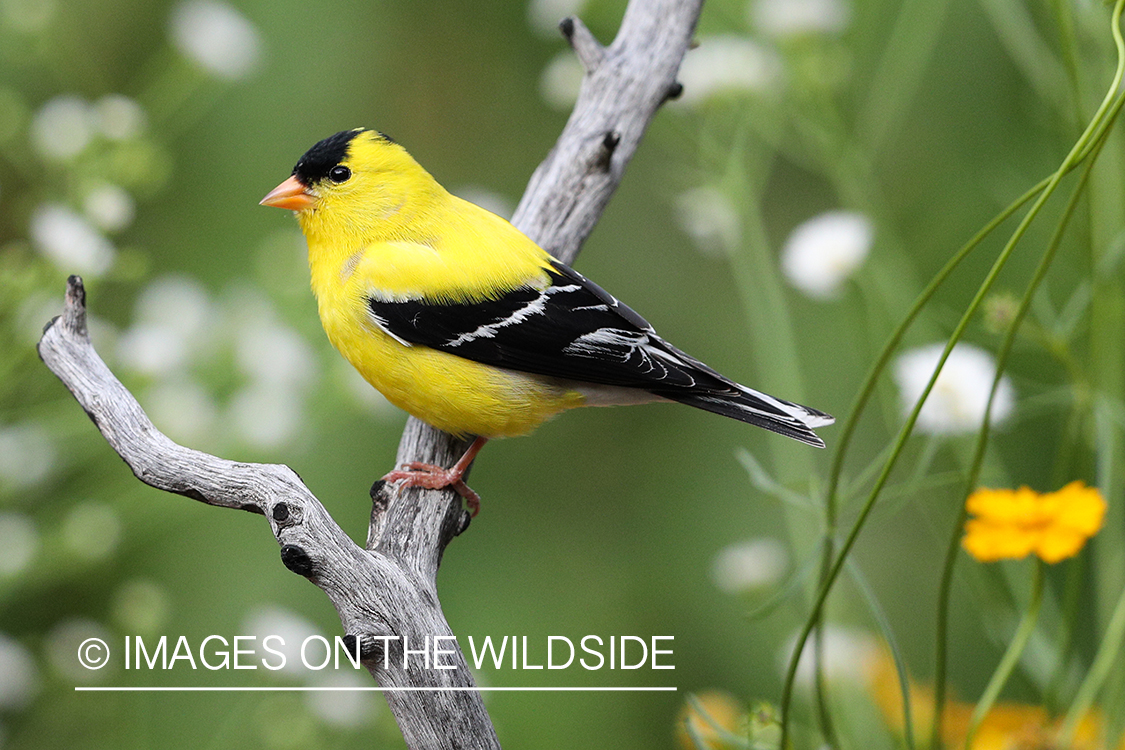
[675,690,744,750]
[962,481,1106,563]
[865,647,1111,750]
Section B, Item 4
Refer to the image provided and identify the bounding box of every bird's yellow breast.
[304,194,586,438]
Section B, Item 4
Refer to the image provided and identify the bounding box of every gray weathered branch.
[39,0,702,747]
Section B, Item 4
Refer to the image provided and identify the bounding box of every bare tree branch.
[38,274,500,749]
[38,0,702,747]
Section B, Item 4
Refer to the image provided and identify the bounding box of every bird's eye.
[328,165,351,183]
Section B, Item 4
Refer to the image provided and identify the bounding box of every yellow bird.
[261,129,833,513]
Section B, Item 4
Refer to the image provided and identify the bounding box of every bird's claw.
[382,463,482,516]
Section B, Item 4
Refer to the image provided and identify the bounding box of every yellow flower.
[866,647,1111,750]
[962,481,1106,563]
[675,690,744,750]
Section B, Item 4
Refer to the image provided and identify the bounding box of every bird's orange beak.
[260,175,316,211]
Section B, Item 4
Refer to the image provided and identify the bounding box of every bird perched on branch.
[261,128,833,514]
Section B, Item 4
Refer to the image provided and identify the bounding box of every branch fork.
[38,1,702,746]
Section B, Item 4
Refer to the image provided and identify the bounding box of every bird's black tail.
[662,386,834,448]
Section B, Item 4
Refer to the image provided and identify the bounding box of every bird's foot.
[381,462,482,516]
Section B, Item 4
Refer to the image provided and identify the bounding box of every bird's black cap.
[291,129,395,186]
[292,129,361,186]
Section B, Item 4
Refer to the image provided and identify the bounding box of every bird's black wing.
[366,259,723,390]
[366,259,832,445]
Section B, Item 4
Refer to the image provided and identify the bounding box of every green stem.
[963,560,1046,750]
[1086,0,1125,728]
[930,123,1109,750]
[813,626,836,750]
[847,559,917,750]
[1057,569,1125,743]
[720,125,831,747]
[825,0,1125,524]
[781,212,1028,746]
[822,180,1043,553]
[1045,551,1084,713]
[732,198,835,744]
[779,4,1125,746]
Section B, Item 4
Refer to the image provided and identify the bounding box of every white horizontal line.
[75,686,677,692]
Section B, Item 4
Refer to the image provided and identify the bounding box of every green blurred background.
[1,0,1122,747]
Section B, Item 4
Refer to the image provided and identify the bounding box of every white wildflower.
[539,52,584,110]
[30,203,116,277]
[894,342,1015,435]
[673,186,741,256]
[305,672,378,728]
[675,36,780,106]
[781,210,872,299]
[92,94,146,140]
[30,95,92,161]
[169,0,262,80]
[117,276,216,376]
[62,501,122,562]
[711,538,788,594]
[0,634,38,710]
[751,0,851,38]
[0,422,56,489]
[144,378,219,444]
[243,606,320,678]
[116,323,189,376]
[783,625,877,685]
[0,513,38,577]
[235,320,315,390]
[83,183,135,233]
[230,381,302,449]
[135,275,215,344]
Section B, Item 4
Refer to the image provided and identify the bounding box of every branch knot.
[279,544,316,578]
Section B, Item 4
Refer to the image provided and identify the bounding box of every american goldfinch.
[261,129,833,513]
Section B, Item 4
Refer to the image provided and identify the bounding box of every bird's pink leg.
[381,436,489,516]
